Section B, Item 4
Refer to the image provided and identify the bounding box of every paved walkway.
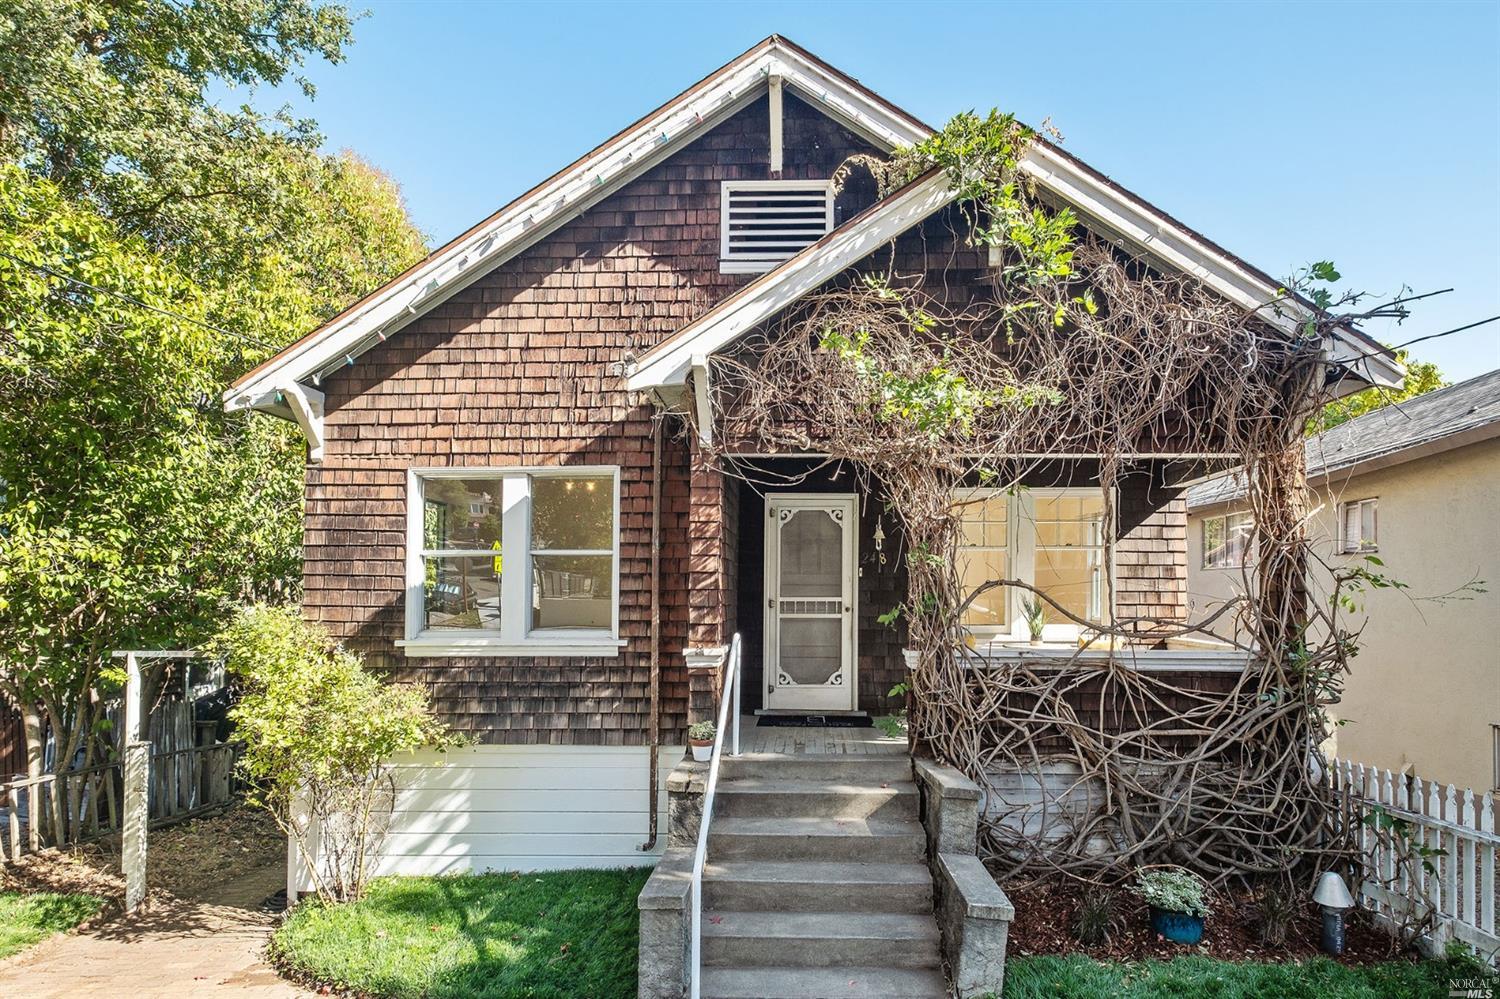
[0,863,308,998]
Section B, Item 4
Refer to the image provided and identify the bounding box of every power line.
[0,250,281,352]
[1387,315,1499,353]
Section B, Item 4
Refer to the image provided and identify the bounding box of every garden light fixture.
[1312,871,1355,955]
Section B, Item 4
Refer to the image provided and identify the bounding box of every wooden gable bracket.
[690,353,714,447]
[278,380,326,463]
[769,74,784,177]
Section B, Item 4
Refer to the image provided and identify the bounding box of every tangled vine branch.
[693,111,1401,887]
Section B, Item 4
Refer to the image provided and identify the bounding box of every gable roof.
[627,136,1403,393]
[224,35,929,414]
[1186,367,1500,510]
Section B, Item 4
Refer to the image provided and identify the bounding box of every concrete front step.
[714,778,919,821]
[702,860,933,913]
[718,752,913,783]
[699,965,948,999]
[701,910,941,968]
[708,815,927,862]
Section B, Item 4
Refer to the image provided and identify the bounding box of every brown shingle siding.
[305,96,878,746]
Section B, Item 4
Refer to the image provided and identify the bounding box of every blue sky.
[249,0,1499,380]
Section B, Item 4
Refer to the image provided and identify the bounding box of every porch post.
[685,441,736,724]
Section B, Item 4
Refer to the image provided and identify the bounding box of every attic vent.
[720,180,835,274]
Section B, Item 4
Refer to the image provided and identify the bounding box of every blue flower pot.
[1149,905,1205,944]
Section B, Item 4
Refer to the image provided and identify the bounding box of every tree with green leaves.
[0,1,426,782]
[0,166,270,776]
[1313,349,1446,433]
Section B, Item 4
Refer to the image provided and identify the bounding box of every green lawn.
[0,891,104,959]
[1003,953,1491,999]
[272,868,651,999]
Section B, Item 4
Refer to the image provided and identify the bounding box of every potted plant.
[1021,597,1047,646]
[1136,867,1210,944]
[688,720,716,762]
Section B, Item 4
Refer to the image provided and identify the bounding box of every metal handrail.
[689,633,741,999]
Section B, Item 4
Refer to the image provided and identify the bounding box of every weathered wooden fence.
[0,742,241,864]
[1331,757,1498,962]
[0,699,26,781]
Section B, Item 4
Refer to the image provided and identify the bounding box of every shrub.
[1075,883,1119,946]
[209,604,454,902]
[1135,867,1210,919]
[1257,884,1297,946]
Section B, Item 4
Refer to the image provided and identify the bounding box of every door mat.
[756,715,873,728]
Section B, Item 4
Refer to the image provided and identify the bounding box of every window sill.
[396,635,627,658]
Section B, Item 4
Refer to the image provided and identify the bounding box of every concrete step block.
[708,815,926,862]
[702,860,933,914]
[701,910,940,968]
[700,965,947,998]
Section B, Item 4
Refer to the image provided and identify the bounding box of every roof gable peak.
[224,35,929,413]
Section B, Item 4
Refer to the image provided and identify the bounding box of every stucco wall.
[1186,438,1500,791]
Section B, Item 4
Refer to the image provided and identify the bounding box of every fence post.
[1481,794,1495,935]
[122,741,149,912]
[122,653,148,913]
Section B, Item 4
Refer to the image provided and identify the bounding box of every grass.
[272,867,651,999]
[1002,953,1493,998]
[0,891,104,959]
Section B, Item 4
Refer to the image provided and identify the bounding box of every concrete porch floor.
[732,716,908,757]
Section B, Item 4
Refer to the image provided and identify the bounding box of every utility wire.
[1387,315,1500,353]
[0,250,281,352]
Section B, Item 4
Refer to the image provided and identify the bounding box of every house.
[226,35,1403,996]
[1187,369,1500,792]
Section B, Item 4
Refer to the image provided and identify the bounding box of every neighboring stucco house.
[1187,369,1500,792]
[224,42,1401,987]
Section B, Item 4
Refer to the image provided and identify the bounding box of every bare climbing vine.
[694,111,1413,888]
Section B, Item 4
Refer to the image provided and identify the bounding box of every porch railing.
[690,633,742,999]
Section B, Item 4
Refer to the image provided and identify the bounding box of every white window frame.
[719,179,835,274]
[1201,510,1255,570]
[1340,497,1379,554]
[954,487,1116,643]
[399,466,625,658]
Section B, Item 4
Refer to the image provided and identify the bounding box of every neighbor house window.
[1201,511,1254,569]
[402,468,622,657]
[720,180,834,273]
[956,488,1112,641]
[1340,498,1378,554]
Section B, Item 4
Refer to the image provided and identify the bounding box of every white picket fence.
[1330,757,1498,962]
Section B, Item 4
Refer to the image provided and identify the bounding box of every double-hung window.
[1201,510,1254,569]
[955,488,1112,642]
[402,467,623,657]
[1340,497,1378,554]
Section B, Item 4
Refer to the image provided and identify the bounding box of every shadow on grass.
[275,868,650,999]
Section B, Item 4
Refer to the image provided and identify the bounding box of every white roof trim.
[224,38,929,414]
[628,141,1404,392]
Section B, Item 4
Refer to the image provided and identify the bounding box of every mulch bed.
[1004,877,1417,965]
[0,800,283,906]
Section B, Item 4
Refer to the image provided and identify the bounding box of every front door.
[764,495,857,712]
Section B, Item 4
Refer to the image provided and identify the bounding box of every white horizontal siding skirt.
[291,744,683,890]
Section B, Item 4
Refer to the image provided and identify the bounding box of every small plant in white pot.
[1136,866,1211,944]
[688,720,716,762]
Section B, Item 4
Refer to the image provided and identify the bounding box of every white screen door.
[765,495,856,712]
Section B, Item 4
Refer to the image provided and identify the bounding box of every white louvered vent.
[720,180,835,273]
